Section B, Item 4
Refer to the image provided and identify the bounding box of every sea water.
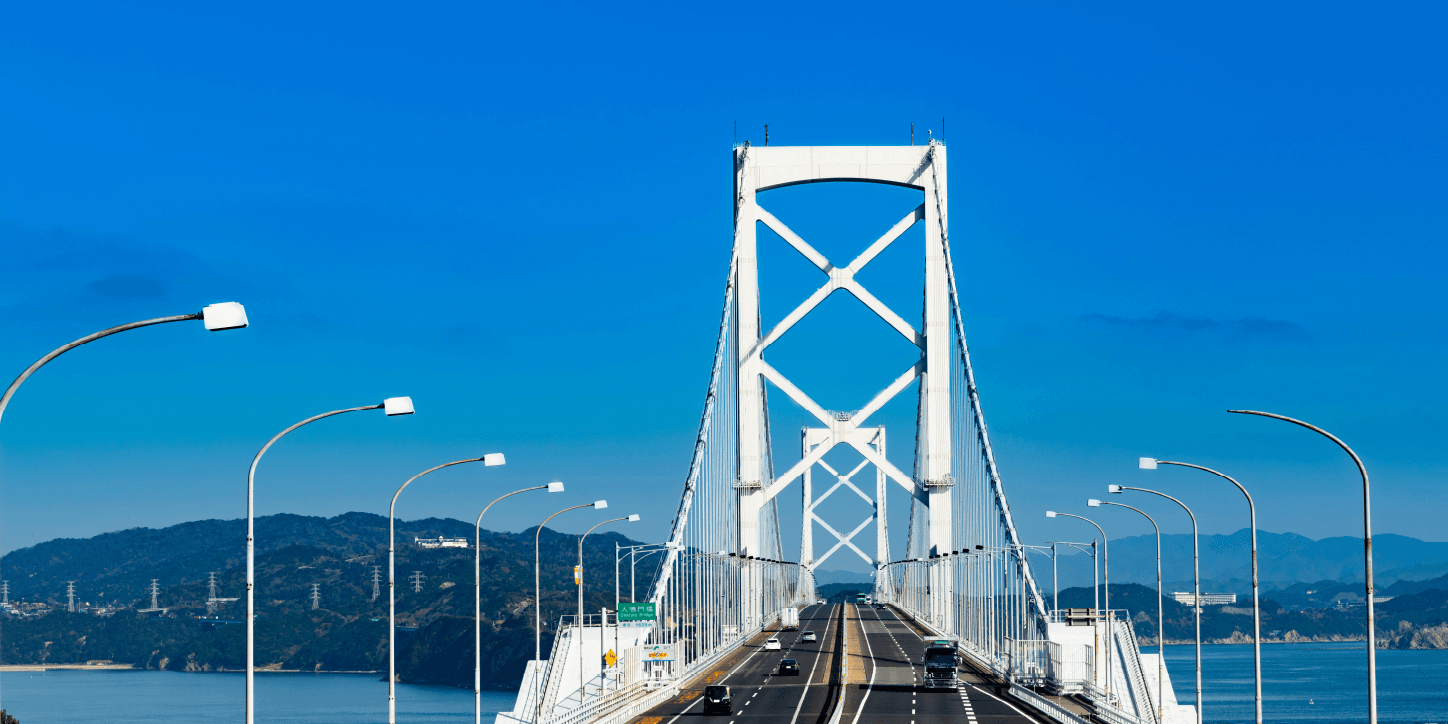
[1162,641,1448,723]
[2,644,1446,723]
[0,670,515,723]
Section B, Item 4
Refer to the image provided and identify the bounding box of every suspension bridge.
[499,144,1194,724]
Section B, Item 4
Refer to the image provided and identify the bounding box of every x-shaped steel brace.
[748,203,931,505]
[808,458,877,568]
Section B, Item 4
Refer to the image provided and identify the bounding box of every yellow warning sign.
[605,649,617,667]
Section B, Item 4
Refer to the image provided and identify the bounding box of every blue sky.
[0,2,1444,570]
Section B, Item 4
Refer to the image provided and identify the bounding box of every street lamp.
[535,500,607,724]
[1112,483,1202,724]
[577,514,639,706]
[1141,456,1261,724]
[387,453,502,724]
[471,477,562,724]
[0,303,251,429]
[244,395,413,724]
[1095,497,1165,724]
[1228,408,1377,724]
[1047,510,1112,705]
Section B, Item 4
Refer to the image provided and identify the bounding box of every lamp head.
[1088,499,1101,507]
[201,302,249,331]
[482,453,506,466]
[627,514,640,522]
[1108,484,1123,494]
[1139,457,1158,470]
[1045,511,1057,518]
[593,500,608,510]
[547,481,565,493]
[383,397,415,416]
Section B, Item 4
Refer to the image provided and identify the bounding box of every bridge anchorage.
[501,143,1192,724]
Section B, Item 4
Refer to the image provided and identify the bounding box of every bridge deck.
[840,605,1046,724]
[624,603,1052,724]
[626,603,840,724]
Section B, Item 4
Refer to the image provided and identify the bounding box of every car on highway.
[702,685,732,714]
[764,638,781,651]
[800,631,817,643]
[778,659,799,675]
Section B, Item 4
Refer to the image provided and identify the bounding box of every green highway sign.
[618,602,656,622]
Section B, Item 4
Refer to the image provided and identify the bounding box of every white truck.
[780,607,799,631]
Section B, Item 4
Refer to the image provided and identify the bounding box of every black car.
[779,659,800,676]
[703,685,732,714]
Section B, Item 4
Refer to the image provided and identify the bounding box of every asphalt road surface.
[628,602,840,724]
[841,605,1046,724]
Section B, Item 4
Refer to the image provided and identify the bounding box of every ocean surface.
[0,644,1444,723]
[0,670,515,723]
[1162,641,1448,723]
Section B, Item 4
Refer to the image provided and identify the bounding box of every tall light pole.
[0,302,249,430]
[388,454,505,724]
[577,514,639,706]
[1228,409,1377,724]
[1047,511,1111,705]
[1141,457,1261,724]
[1113,483,1202,724]
[1094,498,1165,724]
[472,479,563,724]
[1045,541,1098,621]
[245,395,414,724]
[535,500,607,724]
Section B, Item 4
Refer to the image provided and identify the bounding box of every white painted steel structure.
[515,144,1174,724]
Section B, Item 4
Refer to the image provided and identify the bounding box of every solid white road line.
[788,603,838,724]
[848,604,881,724]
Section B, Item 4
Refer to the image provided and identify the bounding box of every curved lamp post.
[387,453,506,724]
[1113,483,1202,724]
[473,480,564,724]
[577,514,639,706]
[1094,498,1165,724]
[1047,510,1111,705]
[1229,409,1376,724]
[245,394,414,724]
[1141,457,1261,724]
[0,303,248,717]
[0,302,249,427]
[535,500,607,724]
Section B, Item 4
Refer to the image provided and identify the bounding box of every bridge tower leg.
[921,145,954,631]
[800,428,814,575]
[734,145,766,630]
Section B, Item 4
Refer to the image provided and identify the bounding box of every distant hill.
[812,568,873,585]
[1045,530,1448,589]
[0,512,655,689]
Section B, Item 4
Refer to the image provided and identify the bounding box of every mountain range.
[0,512,654,688]
[1040,530,1448,592]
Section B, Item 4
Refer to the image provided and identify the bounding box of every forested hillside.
[0,513,657,688]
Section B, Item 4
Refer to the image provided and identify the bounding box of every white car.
[801,631,817,643]
[764,638,782,651]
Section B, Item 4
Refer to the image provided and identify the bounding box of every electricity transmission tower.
[149,579,160,610]
[372,566,381,602]
[310,583,321,610]
[409,571,425,593]
[207,572,219,615]
[2,580,8,605]
[66,582,77,612]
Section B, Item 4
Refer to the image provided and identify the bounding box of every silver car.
[800,631,817,643]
